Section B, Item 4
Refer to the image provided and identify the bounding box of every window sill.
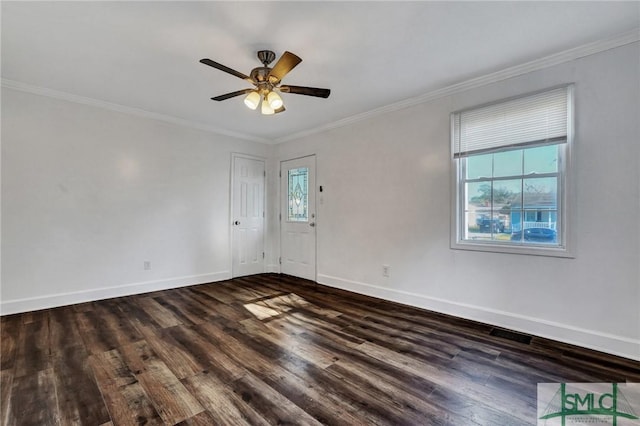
[450,239,575,258]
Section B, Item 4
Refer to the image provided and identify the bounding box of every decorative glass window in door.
[287,167,308,222]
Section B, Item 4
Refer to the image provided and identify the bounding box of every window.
[287,167,309,222]
[451,86,573,256]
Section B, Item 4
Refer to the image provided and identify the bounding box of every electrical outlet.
[382,265,390,277]
[144,261,151,270]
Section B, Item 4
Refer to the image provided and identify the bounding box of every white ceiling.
[2,1,639,143]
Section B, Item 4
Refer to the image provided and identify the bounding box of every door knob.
[309,222,315,227]
[234,221,240,225]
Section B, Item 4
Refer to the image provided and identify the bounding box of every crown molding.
[0,79,271,144]
[3,29,638,146]
[274,28,640,144]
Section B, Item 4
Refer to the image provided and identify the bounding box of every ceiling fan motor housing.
[249,67,275,95]
[250,67,271,83]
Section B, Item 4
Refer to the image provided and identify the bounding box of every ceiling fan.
[200,50,330,115]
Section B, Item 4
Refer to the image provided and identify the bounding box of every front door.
[280,155,316,281]
[232,155,265,277]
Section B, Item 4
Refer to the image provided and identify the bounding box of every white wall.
[275,43,640,360]
[1,88,268,313]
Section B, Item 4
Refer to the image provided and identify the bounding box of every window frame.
[450,85,575,258]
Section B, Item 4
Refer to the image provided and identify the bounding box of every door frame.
[230,153,266,278]
[279,154,318,281]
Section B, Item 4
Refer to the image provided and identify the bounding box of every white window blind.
[453,86,570,157]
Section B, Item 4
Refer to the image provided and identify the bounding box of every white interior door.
[232,156,265,277]
[280,155,316,281]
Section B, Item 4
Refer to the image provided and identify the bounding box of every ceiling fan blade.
[268,51,302,83]
[279,85,331,98]
[274,106,286,114]
[211,88,254,101]
[200,58,252,82]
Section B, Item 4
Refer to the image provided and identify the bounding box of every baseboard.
[0,271,231,315]
[317,273,640,361]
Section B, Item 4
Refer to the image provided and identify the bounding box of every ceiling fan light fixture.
[243,90,260,110]
[261,97,275,115]
[267,91,284,109]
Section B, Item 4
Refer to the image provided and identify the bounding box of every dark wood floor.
[1,274,638,425]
